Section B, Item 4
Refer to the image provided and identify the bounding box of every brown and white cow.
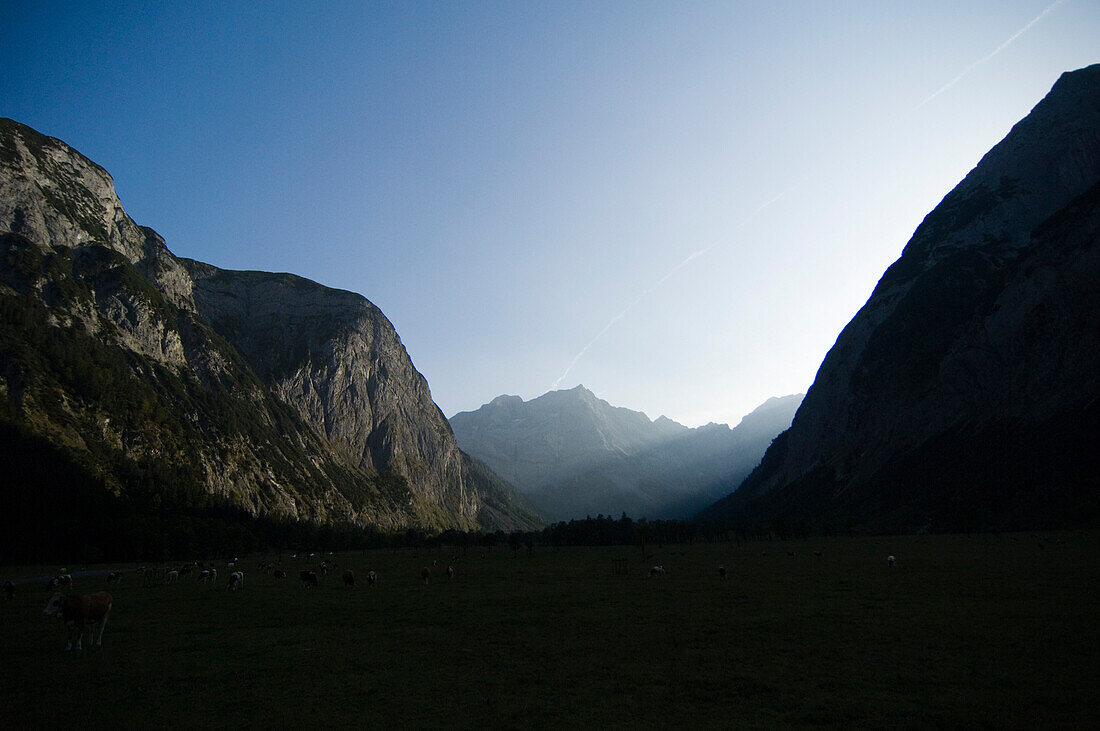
[43,592,112,651]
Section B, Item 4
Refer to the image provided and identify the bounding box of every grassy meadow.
[3,532,1099,729]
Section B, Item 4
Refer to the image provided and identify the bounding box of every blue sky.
[3,1,1097,426]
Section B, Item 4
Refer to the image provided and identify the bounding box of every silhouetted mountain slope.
[701,64,1100,532]
[0,117,540,551]
[451,386,802,520]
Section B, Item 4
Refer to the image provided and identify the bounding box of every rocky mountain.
[0,117,540,555]
[450,385,802,521]
[701,64,1100,532]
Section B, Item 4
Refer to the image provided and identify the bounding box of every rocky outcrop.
[701,65,1100,531]
[0,117,540,533]
[451,386,802,520]
[180,262,479,525]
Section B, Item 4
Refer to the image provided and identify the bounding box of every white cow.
[48,574,73,591]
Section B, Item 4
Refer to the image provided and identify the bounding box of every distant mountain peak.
[451,387,802,521]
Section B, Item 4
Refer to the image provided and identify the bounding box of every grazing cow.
[106,572,122,585]
[273,570,286,579]
[43,592,112,650]
[421,567,430,585]
[649,565,666,578]
[300,571,318,588]
[718,565,726,579]
[198,570,211,584]
[227,571,244,590]
[165,570,179,585]
[4,580,13,600]
[446,565,455,580]
[367,571,377,587]
[342,569,355,588]
[888,555,896,568]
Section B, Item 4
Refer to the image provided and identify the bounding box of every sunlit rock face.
[451,385,802,521]
[703,65,1100,531]
[0,117,539,532]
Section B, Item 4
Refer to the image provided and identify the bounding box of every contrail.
[549,181,803,391]
[552,2,1063,393]
[914,0,1065,110]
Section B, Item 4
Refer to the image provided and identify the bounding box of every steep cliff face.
[703,65,1100,531]
[179,262,481,526]
[0,117,539,534]
[451,386,802,520]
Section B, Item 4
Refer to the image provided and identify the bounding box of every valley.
[3,531,1097,727]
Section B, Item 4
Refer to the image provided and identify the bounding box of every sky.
[3,1,1098,427]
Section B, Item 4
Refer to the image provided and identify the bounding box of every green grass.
[3,532,1099,728]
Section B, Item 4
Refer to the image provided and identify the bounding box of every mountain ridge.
[0,116,541,551]
[451,387,802,521]
[701,64,1100,531]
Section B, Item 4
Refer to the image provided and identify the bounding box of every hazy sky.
[3,2,1098,426]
